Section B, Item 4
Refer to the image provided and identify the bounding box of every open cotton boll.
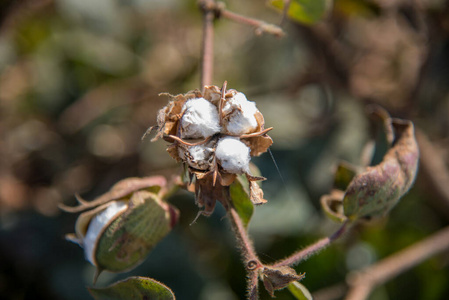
[216,137,251,174]
[181,98,221,139]
[178,143,215,170]
[83,201,128,265]
[223,92,259,135]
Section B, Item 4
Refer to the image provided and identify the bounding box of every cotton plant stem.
[345,225,449,300]
[247,269,260,300]
[199,0,215,89]
[228,207,261,267]
[272,221,349,268]
[228,207,262,299]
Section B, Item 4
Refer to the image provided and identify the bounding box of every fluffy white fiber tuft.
[181,98,221,139]
[178,144,214,170]
[83,201,128,265]
[215,137,250,174]
[223,92,259,135]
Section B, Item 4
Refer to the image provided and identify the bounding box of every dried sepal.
[320,189,347,223]
[59,176,167,213]
[246,174,267,205]
[261,266,306,297]
[241,112,273,157]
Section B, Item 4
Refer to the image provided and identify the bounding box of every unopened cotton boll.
[83,201,128,265]
[216,137,250,174]
[223,92,259,135]
[181,98,221,139]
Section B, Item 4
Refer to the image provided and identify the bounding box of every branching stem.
[272,220,349,268]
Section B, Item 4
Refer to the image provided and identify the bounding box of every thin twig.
[199,0,284,38]
[272,221,349,268]
[220,9,284,37]
[345,225,449,300]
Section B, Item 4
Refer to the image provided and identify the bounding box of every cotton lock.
[216,137,251,174]
[223,92,259,135]
[178,143,215,170]
[181,97,221,139]
[83,201,128,265]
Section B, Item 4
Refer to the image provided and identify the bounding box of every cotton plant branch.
[228,207,262,300]
[199,0,215,89]
[198,0,284,39]
[271,220,350,268]
[228,203,350,298]
[345,225,449,300]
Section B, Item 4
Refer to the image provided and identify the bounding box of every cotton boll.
[83,201,128,265]
[178,143,215,170]
[216,137,251,174]
[181,98,221,139]
[223,92,259,135]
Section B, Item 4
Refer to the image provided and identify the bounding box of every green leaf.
[269,0,330,24]
[288,281,313,300]
[89,276,175,300]
[229,175,254,228]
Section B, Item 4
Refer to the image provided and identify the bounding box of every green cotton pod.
[68,189,179,277]
[93,190,179,273]
[343,119,419,220]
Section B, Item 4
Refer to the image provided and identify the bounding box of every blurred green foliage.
[1,0,449,299]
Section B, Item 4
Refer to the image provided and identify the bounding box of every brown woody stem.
[272,221,349,268]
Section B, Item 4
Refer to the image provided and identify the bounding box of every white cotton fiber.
[223,92,259,135]
[178,143,214,170]
[181,98,221,139]
[83,201,128,265]
[215,137,250,174]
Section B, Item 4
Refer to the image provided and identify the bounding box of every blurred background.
[0,0,449,299]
